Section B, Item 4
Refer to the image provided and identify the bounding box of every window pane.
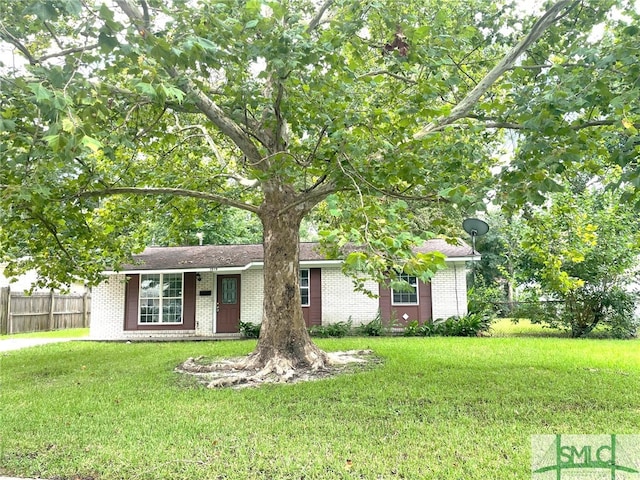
[300,290,309,306]
[163,273,182,298]
[300,269,309,287]
[222,278,237,304]
[162,298,182,323]
[392,274,418,304]
[300,269,310,306]
[140,274,160,298]
[140,298,160,323]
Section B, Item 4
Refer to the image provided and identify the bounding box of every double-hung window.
[139,273,183,324]
[392,273,418,305]
[300,269,310,306]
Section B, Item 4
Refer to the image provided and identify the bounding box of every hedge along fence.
[0,287,91,335]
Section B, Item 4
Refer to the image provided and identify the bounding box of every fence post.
[0,286,9,335]
[49,290,56,330]
[83,289,89,328]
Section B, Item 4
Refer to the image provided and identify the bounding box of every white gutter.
[103,256,478,274]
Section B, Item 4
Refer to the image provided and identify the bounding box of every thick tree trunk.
[244,185,328,376]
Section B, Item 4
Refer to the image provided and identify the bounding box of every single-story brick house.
[90,239,476,340]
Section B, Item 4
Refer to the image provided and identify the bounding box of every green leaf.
[98,31,119,53]
[192,37,219,54]
[28,83,53,102]
[44,134,62,151]
[0,119,16,131]
[163,85,185,103]
[81,135,103,152]
[62,117,77,133]
[62,0,82,16]
[28,2,58,21]
[135,82,157,98]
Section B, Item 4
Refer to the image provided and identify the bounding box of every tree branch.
[304,126,328,165]
[414,0,580,139]
[278,182,340,215]
[113,1,265,165]
[356,70,417,84]
[37,43,100,63]
[307,0,333,33]
[43,21,64,50]
[134,105,167,141]
[114,0,145,28]
[0,22,38,65]
[446,54,478,87]
[426,117,620,133]
[340,154,445,202]
[77,187,261,214]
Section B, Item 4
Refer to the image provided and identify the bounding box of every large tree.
[1,0,638,379]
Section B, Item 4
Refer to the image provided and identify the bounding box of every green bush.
[406,314,491,338]
[355,313,385,336]
[467,282,505,317]
[309,320,352,338]
[439,314,491,337]
[239,321,261,339]
[514,286,638,339]
[403,320,420,336]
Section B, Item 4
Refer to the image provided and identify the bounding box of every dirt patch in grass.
[175,349,381,389]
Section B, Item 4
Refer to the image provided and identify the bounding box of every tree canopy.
[1,0,639,376]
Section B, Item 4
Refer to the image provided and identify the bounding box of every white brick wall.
[431,262,468,320]
[90,274,126,340]
[321,266,379,326]
[240,268,264,326]
[196,272,214,335]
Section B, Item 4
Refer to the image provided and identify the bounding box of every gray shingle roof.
[120,239,474,272]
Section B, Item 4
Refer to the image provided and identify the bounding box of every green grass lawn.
[491,318,567,337]
[1,336,639,479]
[0,328,89,340]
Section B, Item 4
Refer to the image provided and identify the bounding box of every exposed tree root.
[175,350,378,389]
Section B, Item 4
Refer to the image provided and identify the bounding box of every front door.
[216,275,241,333]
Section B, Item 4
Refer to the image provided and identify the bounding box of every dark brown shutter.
[309,268,322,326]
[182,272,196,329]
[418,281,433,322]
[379,284,392,323]
[124,274,140,331]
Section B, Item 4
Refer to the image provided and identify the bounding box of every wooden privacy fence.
[0,287,90,335]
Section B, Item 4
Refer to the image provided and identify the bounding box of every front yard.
[0,328,89,340]
[1,336,638,479]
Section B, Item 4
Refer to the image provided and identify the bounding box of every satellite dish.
[462,218,489,256]
[463,218,489,238]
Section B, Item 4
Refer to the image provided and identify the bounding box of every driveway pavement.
[1,478,40,480]
[0,478,41,480]
[0,337,76,352]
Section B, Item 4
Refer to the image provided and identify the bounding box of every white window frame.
[138,272,184,325]
[300,269,310,307]
[391,273,419,306]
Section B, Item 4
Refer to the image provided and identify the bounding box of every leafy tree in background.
[1,0,638,379]
[515,175,640,338]
[144,199,263,246]
[467,210,524,317]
